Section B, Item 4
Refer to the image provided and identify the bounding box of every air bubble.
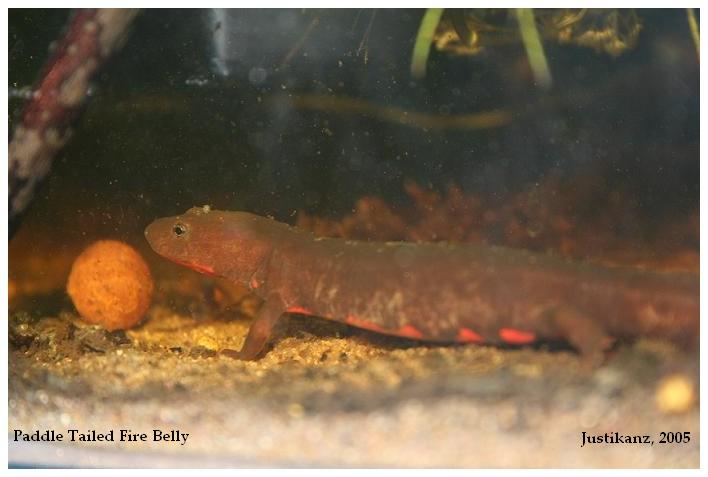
[248,67,268,85]
[185,75,210,87]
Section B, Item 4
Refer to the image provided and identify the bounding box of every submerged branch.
[8,9,139,237]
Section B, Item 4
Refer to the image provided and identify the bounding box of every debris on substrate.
[8,176,699,467]
[298,174,698,273]
[8,305,700,467]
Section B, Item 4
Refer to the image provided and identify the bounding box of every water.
[7,9,700,467]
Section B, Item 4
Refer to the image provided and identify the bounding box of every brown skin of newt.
[144,207,699,361]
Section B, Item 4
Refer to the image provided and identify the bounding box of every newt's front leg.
[222,294,286,360]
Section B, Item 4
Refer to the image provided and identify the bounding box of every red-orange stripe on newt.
[396,324,424,340]
[499,327,536,344]
[286,306,314,316]
[170,258,215,275]
[457,327,485,343]
[345,315,387,333]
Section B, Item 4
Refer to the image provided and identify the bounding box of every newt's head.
[145,206,275,287]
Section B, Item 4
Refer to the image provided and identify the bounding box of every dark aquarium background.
[9,9,698,234]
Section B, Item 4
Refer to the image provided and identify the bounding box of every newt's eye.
[173,222,188,237]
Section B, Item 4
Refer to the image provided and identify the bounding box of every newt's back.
[146,208,698,359]
[275,235,698,347]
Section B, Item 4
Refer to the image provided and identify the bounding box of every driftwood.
[9,9,139,237]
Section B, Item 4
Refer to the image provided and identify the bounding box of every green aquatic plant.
[412,9,645,85]
[429,9,642,58]
[686,8,699,59]
[411,8,445,79]
[516,8,552,89]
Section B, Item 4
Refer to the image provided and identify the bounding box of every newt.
[145,206,699,361]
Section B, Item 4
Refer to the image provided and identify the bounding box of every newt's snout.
[144,216,179,259]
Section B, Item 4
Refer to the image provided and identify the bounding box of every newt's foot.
[221,296,286,361]
[553,307,613,366]
[220,347,261,361]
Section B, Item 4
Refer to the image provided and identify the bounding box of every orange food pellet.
[67,240,154,331]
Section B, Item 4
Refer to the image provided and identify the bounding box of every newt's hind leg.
[221,295,285,360]
[551,307,614,366]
